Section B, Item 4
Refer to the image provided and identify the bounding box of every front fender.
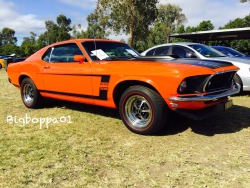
[109,75,180,106]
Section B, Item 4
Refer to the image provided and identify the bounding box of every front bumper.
[169,83,240,102]
[173,100,233,120]
[167,84,240,120]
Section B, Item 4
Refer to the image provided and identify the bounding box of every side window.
[171,46,194,58]
[154,46,170,55]
[43,43,83,63]
[42,48,52,62]
[146,49,156,56]
[217,50,228,55]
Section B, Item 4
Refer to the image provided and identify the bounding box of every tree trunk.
[129,17,134,47]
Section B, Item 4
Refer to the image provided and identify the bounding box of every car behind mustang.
[7,39,240,135]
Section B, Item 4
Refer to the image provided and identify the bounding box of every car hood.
[209,56,250,66]
[134,57,234,69]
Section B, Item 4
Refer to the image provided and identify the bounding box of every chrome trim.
[169,83,240,102]
[202,70,237,92]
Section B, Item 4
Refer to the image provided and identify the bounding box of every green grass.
[0,69,250,188]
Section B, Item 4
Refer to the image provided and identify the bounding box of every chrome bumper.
[169,84,240,102]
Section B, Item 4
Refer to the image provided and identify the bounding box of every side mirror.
[74,55,85,64]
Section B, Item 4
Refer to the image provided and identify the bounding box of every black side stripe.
[40,73,110,77]
[39,75,110,100]
[39,90,108,100]
[101,75,110,83]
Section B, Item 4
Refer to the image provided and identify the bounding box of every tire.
[119,85,168,135]
[20,78,42,108]
[0,64,2,69]
[233,74,243,93]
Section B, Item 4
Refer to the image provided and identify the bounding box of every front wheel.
[21,78,42,108]
[119,86,168,135]
[233,74,243,93]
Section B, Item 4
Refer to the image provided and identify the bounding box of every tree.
[80,9,110,39]
[145,4,187,49]
[185,20,214,33]
[94,0,158,47]
[1,27,17,45]
[39,14,72,45]
[0,27,18,55]
[37,33,48,49]
[211,14,250,54]
[0,43,19,55]
[72,24,82,39]
[44,20,59,44]
[20,32,38,56]
[240,0,250,2]
[196,20,214,31]
[56,14,72,41]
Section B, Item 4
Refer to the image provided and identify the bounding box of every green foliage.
[0,27,18,55]
[144,3,186,50]
[80,9,110,39]
[240,0,250,2]
[40,14,72,46]
[20,32,38,57]
[0,27,17,45]
[95,0,158,47]
[57,14,72,41]
[185,20,214,33]
[212,14,250,55]
[0,43,19,55]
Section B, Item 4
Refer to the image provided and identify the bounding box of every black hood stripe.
[135,57,233,69]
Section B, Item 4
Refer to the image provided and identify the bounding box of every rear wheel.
[119,85,168,135]
[21,78,42,108]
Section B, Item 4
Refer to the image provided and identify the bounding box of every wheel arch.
[112,80,160,108]
[19,74,31,86]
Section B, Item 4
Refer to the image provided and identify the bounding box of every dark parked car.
[211,46,250,59]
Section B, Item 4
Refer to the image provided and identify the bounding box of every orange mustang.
[7,39,240,134]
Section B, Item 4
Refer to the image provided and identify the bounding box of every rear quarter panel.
[7,60,45,90]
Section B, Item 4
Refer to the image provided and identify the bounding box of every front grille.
[205,71,236,92]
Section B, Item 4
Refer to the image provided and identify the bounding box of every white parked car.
[141,42,250,92]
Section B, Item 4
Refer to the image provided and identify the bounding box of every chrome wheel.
[124,95,153,129]
[119,85,168,135]
[22,83,34,105]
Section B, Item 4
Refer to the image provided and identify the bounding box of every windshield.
[189,44,227,58]
[222,47,245,57]
[81,41,141,60]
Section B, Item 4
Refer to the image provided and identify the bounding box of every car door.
[41,43,94,103]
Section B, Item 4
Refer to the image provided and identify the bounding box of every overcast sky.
[0,0,250,45]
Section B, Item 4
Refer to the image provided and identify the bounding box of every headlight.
[178,80,187,93]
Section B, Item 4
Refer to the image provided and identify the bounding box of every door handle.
[44,65,50,69]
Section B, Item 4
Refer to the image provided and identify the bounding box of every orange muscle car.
[7,39,240,134]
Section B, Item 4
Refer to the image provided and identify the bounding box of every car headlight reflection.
[178,80,187,93]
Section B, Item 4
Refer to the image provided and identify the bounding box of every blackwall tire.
[119,85,168,135]
[21,78,42,108]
